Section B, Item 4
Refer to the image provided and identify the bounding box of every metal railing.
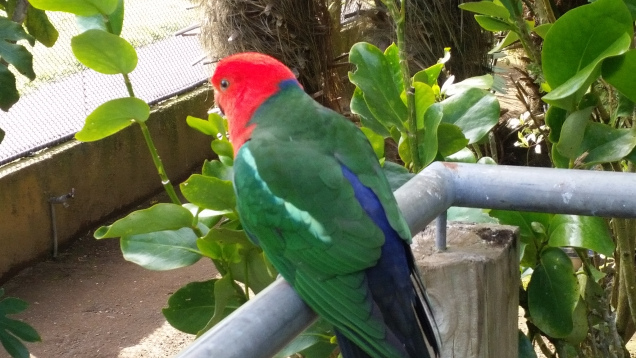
[176,162,636,358]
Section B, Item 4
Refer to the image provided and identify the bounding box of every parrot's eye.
[220,79,230,91]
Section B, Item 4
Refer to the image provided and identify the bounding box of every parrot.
[211,52,440,358]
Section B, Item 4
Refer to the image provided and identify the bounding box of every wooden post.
[413,223,519,357]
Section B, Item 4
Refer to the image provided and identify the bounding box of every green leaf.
[518,330,538,358]
[211,139,233,158]
[413,82,436,127]
[397,133,411,165]
[489,30,519,54]
[360,127,384,159]
[25,7,58,47]
[180,174,236,212]
[384,43,404,93]
[444,147,476,163]
[545,105,567,143]
[351,87,391,137]
[71,29,137,74]
[440,88,500,144]
[444,74,494,96]
[349,42,407,131]
[196,275,244,335]
[203,228,251,246]
[29,0,118,16]
[94,203,194,239]
[580,123,636,165]
[437,123,468,157]
[228,246,277,293]
[564,299,589,345]
[0,64,19,111]
[528,247,579,338]
[625,0,636,20]
[107,0,124,36]
[474,15,512,32]
[121,227,201,270]
[187,115,217,136]
[603,50,636,103]
[0,293,40,358]
[0,330,29,358]
[0,17,35,80]
[447,207,497,223]
[413,63,444,86]
[419,103,443,167]
[382,161,414,191]
[162,279,244,335]
[458,1,510,19]
[275,318,337,358]
[542,0,633,110]
[533,23,552,39]
[202,159,233,181]
[548,215,615,256]
[208,112,227,138]
[489,210,552,267]
[555,106,593,159]
[75,97,149,141]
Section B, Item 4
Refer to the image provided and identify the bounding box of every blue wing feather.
[340,165,437,358]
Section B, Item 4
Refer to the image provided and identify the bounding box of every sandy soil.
[0,230,216,358]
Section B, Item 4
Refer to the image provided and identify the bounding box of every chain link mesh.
[0,0,210,166]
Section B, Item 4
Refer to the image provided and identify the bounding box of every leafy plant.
[0,0,59,143]
[462,0,636,355]
[0,288,41,358]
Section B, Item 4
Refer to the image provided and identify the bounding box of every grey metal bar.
[176,162,636,358]
[175,278,317,358]
[435,212,448,251]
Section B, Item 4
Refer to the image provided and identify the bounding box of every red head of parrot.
[211,52,300,155]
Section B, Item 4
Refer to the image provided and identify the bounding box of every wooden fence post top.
[412,223,519,358]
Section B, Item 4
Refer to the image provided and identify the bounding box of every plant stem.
[138,121,182,205]
[510,0,543,68]
[121,73,181,205]
[615,217,636,340]
[382,0,421,173]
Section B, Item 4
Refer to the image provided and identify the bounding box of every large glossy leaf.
[528,247,579,338]
[518,330,538,358]
[545,106,567,143]
[24,7,58,47]
[0,65,19,112]
[384,43,404,93]
[349,42,407,131]
[121,227,201,270]
[437,123,468,157]
[360,127,384,160]
[548,215,615,256]
[351,87,391,138]
[228,246,276,294]
[0,17,35,80]
[75,97,149,141]
[413,63,444,86]
[419,103,443,167]
[542,0,632,110]
[71,29,137,74]
[474,15,513,32]
[162,279,244,335]
[180,174,236,212]
[555,107,593,159]
[29,0,118,16]
[458,1,510,19]
[382,161,414,191]
[440,88,500,144]
[603,50,636,103]
[202,159,234,181]
[580,123,636,165]
[94,203,194,239]
[489,30,519,54]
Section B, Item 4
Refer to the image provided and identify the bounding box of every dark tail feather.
[335,329,373,358]
[407,244,441,357]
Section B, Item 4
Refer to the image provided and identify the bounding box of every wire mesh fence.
[0,0,210,166]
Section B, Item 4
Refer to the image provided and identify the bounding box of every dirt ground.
[0,227,216,358]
